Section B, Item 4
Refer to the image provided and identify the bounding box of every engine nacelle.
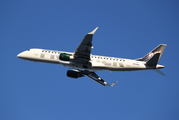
[59,53,74,61]
[67,70,84,78]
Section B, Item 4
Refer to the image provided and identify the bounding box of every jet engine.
[67,70,84,78]
[60,53,74,61]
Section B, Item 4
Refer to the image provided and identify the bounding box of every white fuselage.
[17,48,161,71]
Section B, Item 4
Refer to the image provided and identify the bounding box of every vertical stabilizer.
[136,44,167,66]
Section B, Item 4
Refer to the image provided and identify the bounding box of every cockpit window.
[27,49,30,51]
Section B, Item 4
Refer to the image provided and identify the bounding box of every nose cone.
[17,53,21,58]
[17,52,26,59]
[17,50,31,60]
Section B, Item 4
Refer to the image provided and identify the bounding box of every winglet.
[88,27,98,34]
[111,81,118,87]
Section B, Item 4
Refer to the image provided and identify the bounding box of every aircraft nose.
[17,50,29,59]
[17,52,24,58]
[17,53,21,58]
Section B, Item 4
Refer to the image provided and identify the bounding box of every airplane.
[17,27,167,87]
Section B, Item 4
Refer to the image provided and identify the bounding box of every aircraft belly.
[27,57,60,64]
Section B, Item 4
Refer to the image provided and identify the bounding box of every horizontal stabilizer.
[153,69,166,76]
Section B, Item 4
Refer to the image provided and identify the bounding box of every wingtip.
[160,44,167,46]
[88,27,98,34]
[111,81,118,87]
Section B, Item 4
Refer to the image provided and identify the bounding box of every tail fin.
[136,44,167,66]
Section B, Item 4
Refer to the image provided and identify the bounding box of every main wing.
[77,70,117,87]
[70,28,117,86]
[74,27,98,61]
[86,72,118,87]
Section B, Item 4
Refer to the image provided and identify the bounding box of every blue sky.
[1,0,179,120]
